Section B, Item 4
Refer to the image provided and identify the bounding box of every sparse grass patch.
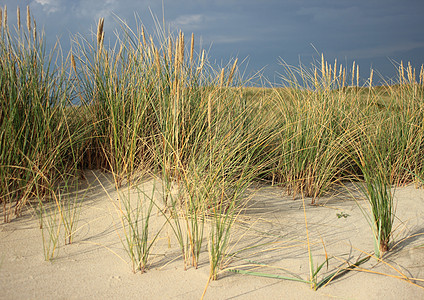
[58,177,86,245]
[36,197,61,261]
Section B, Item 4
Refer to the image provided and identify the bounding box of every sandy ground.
[1,170,424,299]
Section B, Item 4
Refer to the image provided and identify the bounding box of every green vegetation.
[1,4,424,291]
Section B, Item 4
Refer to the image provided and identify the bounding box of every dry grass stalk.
[356,67,359,87]
[399,61,404,84]
[3,5,7,28]
[407,62,414,84]
[32,18,36,40]
[333,59,337,82]
[154,47,161,78]
[149,36,155,59]
[190,33,194,64]
[326,61,329,81]
[208,93,212,130]
[97,18,104,47]
[168,36,172,62]
[17,6,20,31]
[71,53,77,74]
[115,44,123,67]
[103,51,109,71]
[420,65,423,86]
[413,68,416,85]
[351,61,355,87]
[96,18,103,44]
[369,69,373,87]
[227,58,238,87]
[26,5,30,32]
[219,68,225,87]
[171,77,177,97]
[198,49,205,72]
[174,38,180,72]
[321,53,325,78]
[176,78,181,110]
[141,26,146,46]
[179,31,184,66]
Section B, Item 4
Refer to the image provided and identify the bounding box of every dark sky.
[3,0,424,85]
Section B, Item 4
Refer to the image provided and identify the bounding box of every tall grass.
[267,56,424,204]
[2,7,424,288]
[70,16,273,271]
[0,5,87,222]
[268,57,356,202]
[3,7,422,218]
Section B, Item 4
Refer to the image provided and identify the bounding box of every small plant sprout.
[37,199,62,261]
[336,212,350,219]
[58,178,87,245]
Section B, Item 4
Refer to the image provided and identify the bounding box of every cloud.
[35,0,52,4]
[33,0,63,14]
[171,14,205,29]
[72,0,119,20]
[3,0,422,81]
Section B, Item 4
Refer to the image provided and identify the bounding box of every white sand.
[1,170,424,299]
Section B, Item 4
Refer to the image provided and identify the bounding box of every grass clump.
[118,184,161,274]
[36,198,62,261]
[268,57,358,202]
[58,177,85,245]
[0,5,87,222]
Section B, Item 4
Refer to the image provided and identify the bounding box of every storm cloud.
[2,0,424,83]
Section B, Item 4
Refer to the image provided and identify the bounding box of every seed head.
[219,68,225,87]
[190,33,194,64]
[4,5,7,28]
[356,66,359,87]
[227,58,238,87]
[26,6,31,32]
[197,49,205,72]
[71,53,77,74]
[407,61,413,84]
[17,6,20,31]
[33,19,36,41]
[179,31,184,65]
[97,18,104,46]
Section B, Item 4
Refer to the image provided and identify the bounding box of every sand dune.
[1,170,424,299]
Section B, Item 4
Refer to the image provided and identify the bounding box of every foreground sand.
[1,170,424,299]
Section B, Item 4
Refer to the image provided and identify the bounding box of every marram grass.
[1,7,424,291]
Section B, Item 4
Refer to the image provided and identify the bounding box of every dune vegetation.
[1,5,424,287]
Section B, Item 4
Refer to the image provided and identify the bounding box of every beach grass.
[2,5,424,291]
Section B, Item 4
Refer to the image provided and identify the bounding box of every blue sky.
[3,0,424,85]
